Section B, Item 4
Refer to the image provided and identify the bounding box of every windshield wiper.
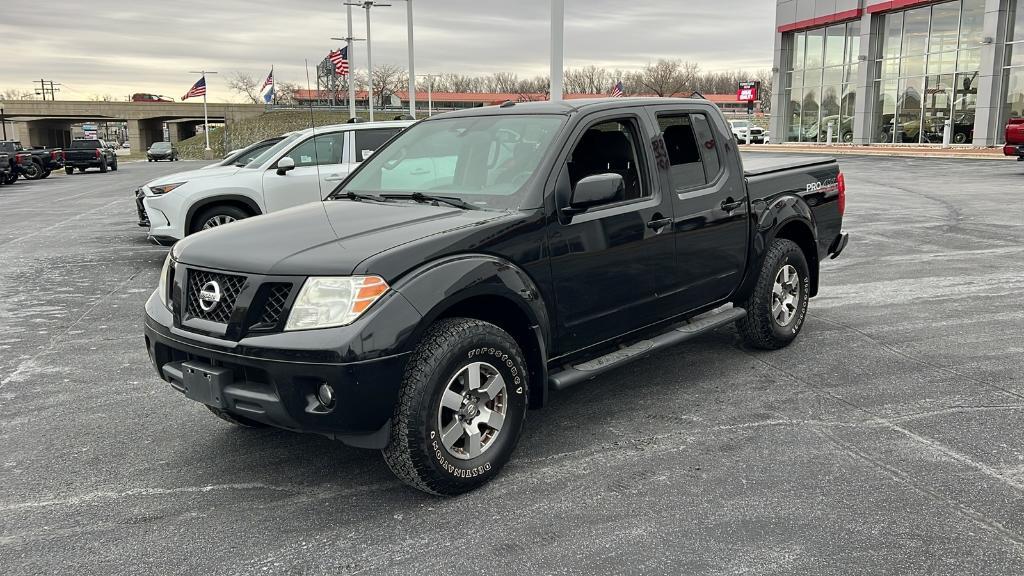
[340,191,393,203]
[391,192,479,210]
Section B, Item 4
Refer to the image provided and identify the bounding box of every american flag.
[182,76,207,100]
[610,81,624,98]
[261,68,274,91]
[329,47,350,76]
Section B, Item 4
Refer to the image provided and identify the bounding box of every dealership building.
[770,0,1024,145]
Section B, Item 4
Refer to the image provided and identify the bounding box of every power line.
[33,79,61,101]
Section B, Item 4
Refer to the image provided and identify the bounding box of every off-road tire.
[3,172,16,184]
[40,169,51,179]
[65,166,74,175]
[22,160,42,180]
[737,238,810,350]
[205,405,268,428]
[189,204,251,235]
[99,158,108,173]
[111,158,118,171]
[382,318,529,495]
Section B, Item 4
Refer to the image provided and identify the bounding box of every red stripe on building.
[777,8,863,33]
[866,0,941,14]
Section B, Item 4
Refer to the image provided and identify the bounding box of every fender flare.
[185,194,263,233]
[392,254,552,406]
[736,194,819,301]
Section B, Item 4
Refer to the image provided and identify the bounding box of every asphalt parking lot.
[2,155,1023,575]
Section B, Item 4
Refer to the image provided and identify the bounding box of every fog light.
[317,383,335,407]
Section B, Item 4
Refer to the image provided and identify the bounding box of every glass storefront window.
[884,13,904,59]
[841,84,857,142]
[802,86,820,142]
[786,89,801,142]
[953,72,978,143]
[823,66,845,86]
[929,2,960,54]
[958,48,981,72]
[877,79,899,141]
[959,0,985,47]
[1008,44,1024,69]
[1003,68,1024,120]
[897,77,925,143]
[825,25,847,67]
[847,21,862,64]
[1012,0,1024,42]
[928,50,957,75]
[903,8,931,56]
[806,28,825,69]
[900,54,926,77]
[922,74,954,143]
[793,33,807,70]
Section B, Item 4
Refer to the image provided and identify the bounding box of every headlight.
[285,276,389,331]
[157,254,174,308]
[150,182,186,195]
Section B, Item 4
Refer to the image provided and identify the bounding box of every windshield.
[150,142,171,150]
[337,114,564,210]
[245,133,303,168]
[731,120,750,128]
[222,140,277,166]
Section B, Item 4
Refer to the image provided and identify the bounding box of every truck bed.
[741,154,837,177]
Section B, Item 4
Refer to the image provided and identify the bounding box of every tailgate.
[1007,118,1024,145]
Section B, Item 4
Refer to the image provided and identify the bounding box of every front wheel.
[99,158,108,173]
[111,157,118,171]
[65,166,74,175]
[22,161,42,180]
[736,238,810,350]
[190,204,250,235]
[3,172,16,184]
[383,318,529,495]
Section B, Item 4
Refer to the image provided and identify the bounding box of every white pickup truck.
[136,120,413,244]
[728,120,765,144]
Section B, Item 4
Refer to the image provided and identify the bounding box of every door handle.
[324,174,344,182]
[409,169,430,176]
[647,217,673,231]
[720,198,744,212]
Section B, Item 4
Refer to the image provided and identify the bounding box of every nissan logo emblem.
[198,280,222,312]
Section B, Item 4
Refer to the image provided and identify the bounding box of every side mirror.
[567,173,624,213]
[276,156,296,175]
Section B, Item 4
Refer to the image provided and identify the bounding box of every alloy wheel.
[772,264,801,326]
[436,361,508,460]
[202,215,237,229]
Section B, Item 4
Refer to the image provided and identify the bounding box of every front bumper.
[144,292,415,448]
[1003,144,1024,159]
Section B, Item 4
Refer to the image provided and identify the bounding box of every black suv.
[144,98,847,495]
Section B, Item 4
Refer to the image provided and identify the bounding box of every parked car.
[0,141,64,180]
[728,119,765,143]
[132,93,173,102]
[147,141,179,162]
[199,136,285,170]
[143,97,848,495]
[806,115,853,143]
[1004,117,1024,160]
[137,120,413,244]
[63,139,119,173]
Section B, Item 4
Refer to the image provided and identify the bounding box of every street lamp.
[550,0,564,101]
[393,0,416,118]
[345,1,391,122]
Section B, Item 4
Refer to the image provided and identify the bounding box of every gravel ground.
[1,156,1023,575]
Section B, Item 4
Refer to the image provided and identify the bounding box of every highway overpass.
[0,100,265,150]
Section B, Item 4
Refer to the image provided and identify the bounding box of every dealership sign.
[737,81,759,102]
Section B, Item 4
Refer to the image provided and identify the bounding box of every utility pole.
[550,0,564,101]
[1,106,6,139]
[34,79,61,101]
[188,70,218,151]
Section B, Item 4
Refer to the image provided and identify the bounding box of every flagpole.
[365,2,374,122]
[550,0,564,101]
[189,70,217,151]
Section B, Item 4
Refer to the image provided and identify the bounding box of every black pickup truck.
[0,152,12,185]
[144,98,848,495]
[0,140,64,180]
[64,139,119,173]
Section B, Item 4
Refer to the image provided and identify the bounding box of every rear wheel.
[40,169,51,179]
[65,166,74,175]
[737,238,810,350]
[22,161,42,180]
[383,318,529,495]
[190,204,251,235]
[99,158,108,173]
[111,157,118,171]
[3,172,16,184]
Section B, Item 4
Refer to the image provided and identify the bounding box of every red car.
[131,93,173,103]
[1004,118,1024,160]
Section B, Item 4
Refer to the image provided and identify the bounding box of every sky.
[1,0,775,102]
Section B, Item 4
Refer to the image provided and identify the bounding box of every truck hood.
[146,165,241,189]
[173,199,510,276]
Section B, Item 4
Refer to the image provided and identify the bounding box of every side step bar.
[548,306,747,391]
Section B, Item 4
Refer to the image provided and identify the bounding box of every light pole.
[345,1,391,122]
[333,3,366,120]
[394,0,416,118]
[550,0,564,101]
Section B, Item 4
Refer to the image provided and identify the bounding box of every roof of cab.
[427,97,715,119]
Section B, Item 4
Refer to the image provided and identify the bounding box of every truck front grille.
[251,283,292,330]
[186,270,247,324]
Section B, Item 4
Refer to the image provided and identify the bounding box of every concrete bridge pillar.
[127,119,162,153]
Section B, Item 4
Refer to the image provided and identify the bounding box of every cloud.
[0,0,774,101]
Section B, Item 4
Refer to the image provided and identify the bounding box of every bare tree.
[485,72,520,93]
[755,69,774,114]
[0,88,36,100]
[275,82,301,105]
[227,72,261,104]
[88,94,116,102]
[565,65,610,94]
[372,64,407,106]
[637,59,692,97]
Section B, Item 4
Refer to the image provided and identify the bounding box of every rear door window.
[355,128,401,162]
[657,113,723,192]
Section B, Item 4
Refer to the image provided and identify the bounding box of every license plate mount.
[182,361,232,408]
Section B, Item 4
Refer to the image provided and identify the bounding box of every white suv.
[138,120,413,243]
